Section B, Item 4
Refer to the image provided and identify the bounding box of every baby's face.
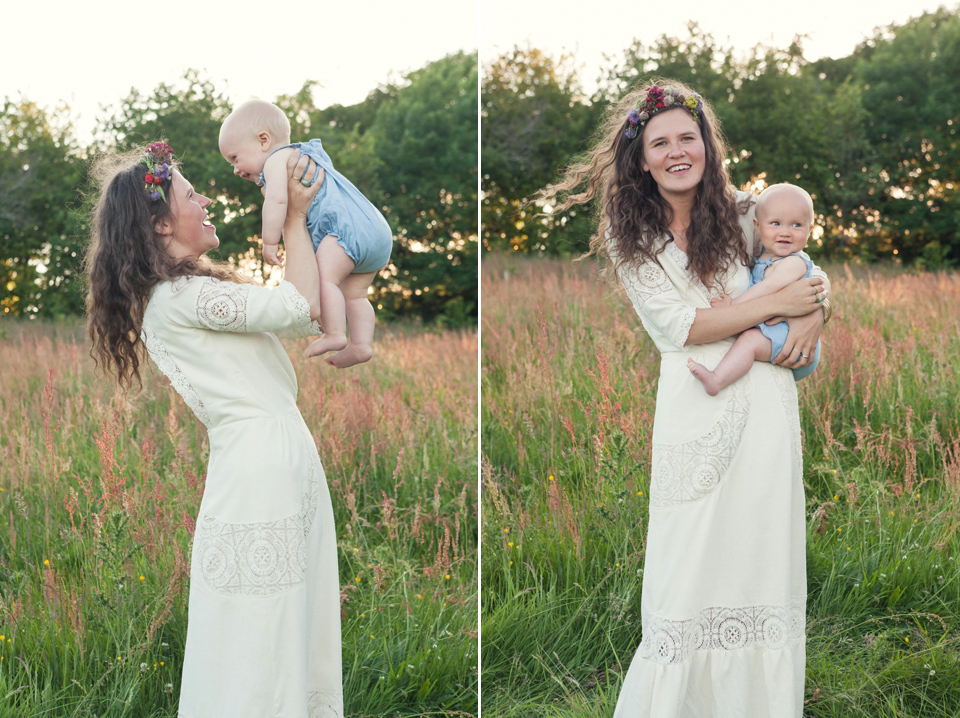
[755,192,813,258]
[219,123,268,183]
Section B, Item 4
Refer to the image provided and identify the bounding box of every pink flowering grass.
[0,320,477,717]
[481,252,960,718]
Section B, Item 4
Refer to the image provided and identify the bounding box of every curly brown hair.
[84,146,248,393]
[538,78,751,289]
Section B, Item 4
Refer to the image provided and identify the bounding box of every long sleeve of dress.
[615,255,701,351]
[157,276,319,334]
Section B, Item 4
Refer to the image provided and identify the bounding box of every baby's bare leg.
[325,271,377,368]
[304,235,354,359]
[687,328,772,396]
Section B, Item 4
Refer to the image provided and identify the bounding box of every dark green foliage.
[0,100,87,316]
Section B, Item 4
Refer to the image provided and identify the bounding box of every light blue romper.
[750,251,821,381]
[259,139,393,274]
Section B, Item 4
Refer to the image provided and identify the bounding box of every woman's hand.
[770,276,826,319]
[772,310,823,368]
[286,153,324,218]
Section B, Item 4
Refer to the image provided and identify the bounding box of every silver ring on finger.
[800,352,809,358]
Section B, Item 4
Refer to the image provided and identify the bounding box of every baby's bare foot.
[687,358,721,397]
[325,343,373,369]
[304,334,348,358]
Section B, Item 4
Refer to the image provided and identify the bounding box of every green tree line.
[1,51,478,323]
[482,8,960,266]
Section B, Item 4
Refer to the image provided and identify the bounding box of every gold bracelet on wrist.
[820,296,833,324]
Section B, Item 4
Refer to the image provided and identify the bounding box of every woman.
[541,81,831,717]
[86,143,342,718]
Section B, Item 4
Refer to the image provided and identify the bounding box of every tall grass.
[481,252,960,718]
[0,320,477,717]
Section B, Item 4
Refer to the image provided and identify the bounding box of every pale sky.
[3,0,954,146]
[482,0,956,92]
[2,0,478,144]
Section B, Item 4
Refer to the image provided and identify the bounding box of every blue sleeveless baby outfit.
[260,139,393,274]
[751,251,821,380]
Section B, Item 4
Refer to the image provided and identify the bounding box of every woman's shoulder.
[734,189,757,214]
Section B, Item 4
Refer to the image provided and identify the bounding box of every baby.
[219,99,393,368]
[688,183,823,395]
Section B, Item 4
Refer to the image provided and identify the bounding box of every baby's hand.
[262,242,283,267]
[710,294,732,308]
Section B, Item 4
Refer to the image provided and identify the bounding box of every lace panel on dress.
[308,689,344,718]
[639,598,805,665]
[141,327,212,428]
[650,378,750,507]
[196,280,250,332]
[619,261,676,310]
[196,456,321,595]
[279,280,312,325]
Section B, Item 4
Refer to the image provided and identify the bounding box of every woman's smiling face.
[161,171,219,261]
[640,108,706,203]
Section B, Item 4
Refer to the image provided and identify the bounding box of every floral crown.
[141,142,174,201]
[624,86,704,139]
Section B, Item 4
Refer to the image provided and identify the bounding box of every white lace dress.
[611,196,810,717]
[141,276,342,718]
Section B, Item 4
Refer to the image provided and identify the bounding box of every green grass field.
[481,252,960,718]
[0,320,477,717]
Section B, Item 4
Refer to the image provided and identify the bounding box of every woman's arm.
[685,274,824,346]
[281,153,323,322]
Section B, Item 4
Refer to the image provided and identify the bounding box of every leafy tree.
[0,99,85,317]
[369,52,479,323]
[482,46,598,254]
[854,7,960,265]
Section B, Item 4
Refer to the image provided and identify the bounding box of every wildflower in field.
[164,683,173,694]
[503,528,509,534]
[548,475,554,481]
[139,575,145,581]
[43,560,49,566]
[507,542,513,547]
[140,662,149,673]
